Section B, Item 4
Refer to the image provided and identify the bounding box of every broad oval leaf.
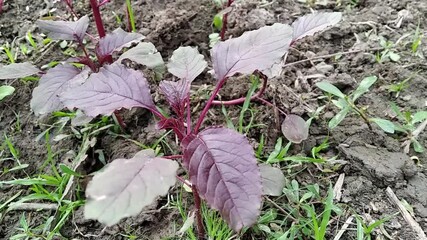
[412,111,427,124]
[0,62,39,79]
[370,118,395,134]
[281,114,309,144]
[118,42,165,71]
[61,63,155,117]
[84,149,178,226]
[259,164,285,196]
[96,28,145,59]
[167,46,207,82]
[0,86,15,101]
[212,23,293,81]
[183,127,262,231]
[352,76,377,101]
[31,64,90,116]
[291,12,342,42]
[37,15,89,41]
[316,81,345,99]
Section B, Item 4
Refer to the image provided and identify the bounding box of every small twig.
[333,216,354,240]
[8,202,58,211]
[386,187,427,240]
[265,196,297,222]
[333,173,345,201]
[284,47,384,68]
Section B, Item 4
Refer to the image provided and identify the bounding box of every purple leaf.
[291,12,342,42]
[167,46,207,82]
[118,42,165,71]
[259,164,285,196]
[211,23,293,81]
[0,62,39,79]
[183,127,262,231]
[60,63,155,117]
[96,28,145,60]
[281,114,309,144]
[31,64,90,116]
[37,15,89,41]
[159,79,189,114]
[84,149,179,226]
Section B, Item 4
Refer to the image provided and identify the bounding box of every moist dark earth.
[1,0,427,239]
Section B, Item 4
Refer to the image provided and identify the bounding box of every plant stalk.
[192,186,206,239]
[89,0,113,64]
[219,0,234,40]
[194,78,227,133]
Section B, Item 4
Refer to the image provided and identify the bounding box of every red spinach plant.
[14,2,341,237]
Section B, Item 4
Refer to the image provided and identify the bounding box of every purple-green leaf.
[159,79,189,114]
[31,64,90,116]
[259,164,285,196]
[0,62,39,79]
[183,127,262,231]
[60,63,155,117]
[96,28,145,59]
[167,46,207,82]
[211,23,293,81]
[84,149,178,226]
[36,15,89,41]
[281,114,309,144]
[291,12,342,42]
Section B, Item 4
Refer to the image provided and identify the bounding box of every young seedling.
[316,76,395,133]
[390,103,427,153]
[386,72,419,98]
[1,6,341,237]
[376,37,400,63]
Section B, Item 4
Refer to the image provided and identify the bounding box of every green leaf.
[331,98,348,109]
[316,82,345,99]
[328,107,350,129]
[352,76,377,101]
[412,139,424,153]
[389,52,400,62]
[412,111,427,124]
[213,14,223,30]
[0,86,15,101]
[370,118,395,133]
[59,164,82,177]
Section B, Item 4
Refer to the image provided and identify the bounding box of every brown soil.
[1,0,427,239]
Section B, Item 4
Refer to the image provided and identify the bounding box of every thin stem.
[192,186,206,239]
[62,0,78,18]
[186,95,192,135]
[284,47,384,68]
[212,73,267,106]
[219,0,234,41]
[163,155,183,159]
[113,110,127,130]
[346,98,372,130]
[194,78,227,133]
[256,97,287,116]
[89,0,113,63]
[76,37,97,71]
[176,175,191,187]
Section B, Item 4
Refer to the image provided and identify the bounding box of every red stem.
[163,155,183,159]
[186,95,192,135]
[255,97,287,116]
[192,186,205,239]
[219,0,234,41]
[212,74,267,106]
[0,0,3,14]
[194,78,228,133]
[89,0,113,64]
[62,0,78,18]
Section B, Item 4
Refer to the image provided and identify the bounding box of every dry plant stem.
[219,0,234,40]
[192,185,206,239]
[386,187,427,240]
[256,97,287,116]
[265,197,296,222]
[284,47,384,68]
